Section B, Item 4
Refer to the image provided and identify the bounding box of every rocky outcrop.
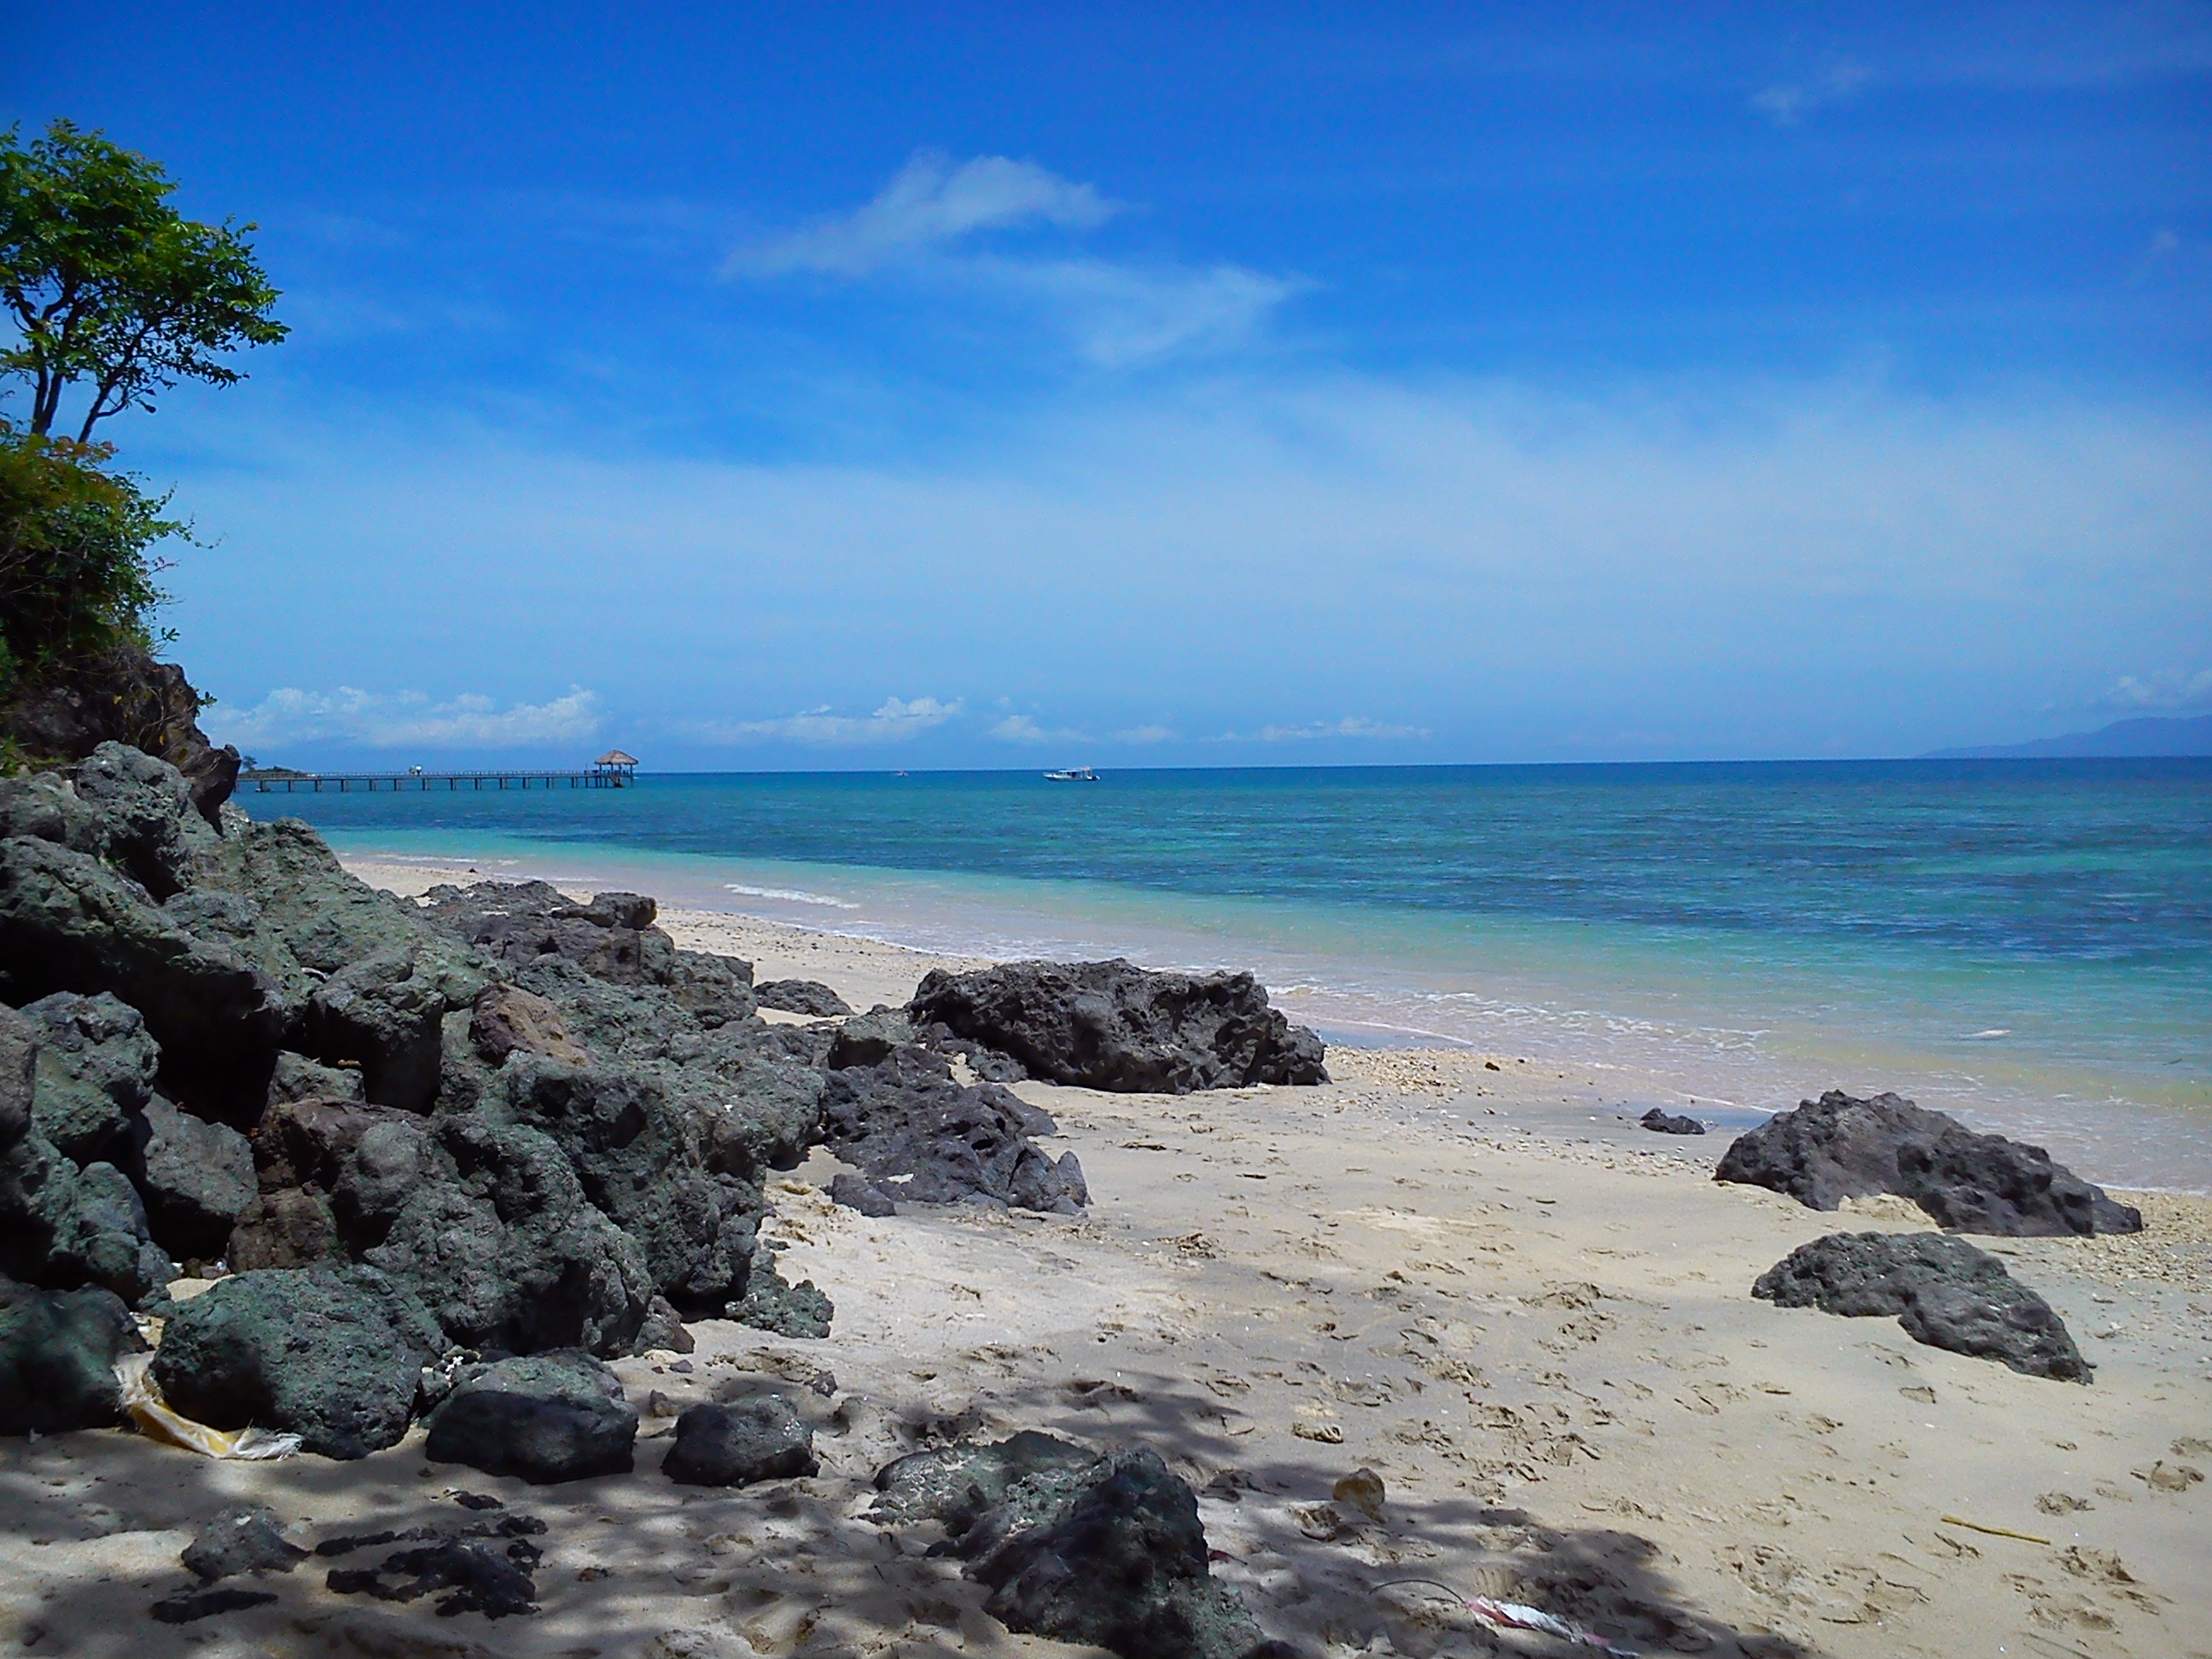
[819,1045,1087,1214]
[755,979,851,1017]
[1716,1091,2141,1237]
[0,647,240,824]
[152,1265,447,1457]
[21,991,157,1166]
[0,835,291,1102]
[0,1129,172,1305]
[0,1280,143,1434]
[306,941,487,1112]
[425,1351,637,1483]
[489,1054,759,1318]
[360,1112,655,1359]
[732,1250,834,1338]
[662,1395,818,1485]
[137,1095,253,1260]
[875,1435,1266,1659]
[910,959,1326,1093]
[1640,1107,1705,1136]
[1753,1231,2090,1382]
[182,1506,307,1581]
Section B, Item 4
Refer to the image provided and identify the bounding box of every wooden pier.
[241,768,628,793]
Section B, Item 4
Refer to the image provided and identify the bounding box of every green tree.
[0,422,183,695]
[1,119,286,442]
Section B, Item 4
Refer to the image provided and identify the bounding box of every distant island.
[1924,712,2212,759]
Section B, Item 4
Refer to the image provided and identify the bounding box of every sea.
[265,760,2212,1192]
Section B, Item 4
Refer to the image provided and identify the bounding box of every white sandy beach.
[2,857,2206,1659]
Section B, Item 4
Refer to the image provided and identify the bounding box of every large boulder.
[1753,1231,2091,1382]
[0,1003,34,1148]
[876,1437,1265,1659]
[819,1045,1087,1214]
[422,882,676,986]
[192,817,438,975]
[662,1395,818,1486]
[489,1054,761,1317]
[0,835,290,1101]
[1716,1091,2141,1237]
[693,1047,824,1182]
[182,1505,308,1581]
[151,1265,446,1458]
[0,1132,172,1305]
[306,941,487,1111]
[754,979,851,1018]
[0,645,240,823]
[20,991,157,1166]
[58,743,211,898]
[910,959,1327,1093]
[138,1096,255,1260]
[424,1350,637,1483]
[0,1281,143,1434]
[362,1112,653,1357]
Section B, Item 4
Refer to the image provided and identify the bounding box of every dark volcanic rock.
[0,1004,33,1148]
[754,979,852,1018]
[0,1132,172,1305]
[306,942,487,1113]
[0,1282,142,1433]
[325,1536,539,1619]
[1717,1090,2141,1237]
[1753,1231,2091,1382]
[829,1172,897,1216]
[265,1051,365,1106]
[876,1437,1264,1659]
[183,1505,308,1581]
[909,959,1327,1094]
[0,835,290,1103]
[139,1096,255,1259]
[362,1112,654,1359]
[58,743,209,898]
[425,1350,637,1483]
[827,1008,912,1069]
[694,1047,824,1181]
[21,991,158,1166]
[663,1395,818,1485]
[1639,1107,1706,1137]
[226,1187,338,1272]
[420,882,726,1011]
[733,1250,833,1338]
[819,1046,1086,1214]
[0,646,240,824]
[469,983,591,1068]
[152,1265,446,1458]
[192,817,437,976]
[489,1054,759,1318]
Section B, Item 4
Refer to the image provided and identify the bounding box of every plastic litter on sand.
[114,1353,302,1459]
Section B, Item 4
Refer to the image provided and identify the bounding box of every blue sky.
[7,2,2210,767]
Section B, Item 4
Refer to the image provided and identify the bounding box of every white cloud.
[1109,724,1179,745]
[979,257,1300,367]
[1251,716,1430,742]
[1753,56,1871,125]
[2094,668,2212,712]
[704,696,963,745]
[213,685,602,751]
[739,152,1115,276]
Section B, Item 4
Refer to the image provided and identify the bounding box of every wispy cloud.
[1753,56,1872,125]
[1249,715,1430,742]
[977,256,1299,368]
[703,696,963,745]
[213,686,602,750]
[2093,667,2212,713]
[731,151,1297,365]
[737,151,1116,276]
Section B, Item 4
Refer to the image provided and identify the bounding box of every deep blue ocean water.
[266,760,2212,1188]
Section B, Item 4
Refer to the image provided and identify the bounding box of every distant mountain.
[1925,713,2212,760]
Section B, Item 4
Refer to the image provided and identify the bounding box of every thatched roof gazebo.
[591,749,638,787]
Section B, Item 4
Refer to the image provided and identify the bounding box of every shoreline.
[335,841,2212,1196]
[4,848,2208,1656]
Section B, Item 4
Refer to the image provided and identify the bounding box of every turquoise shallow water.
[263,760,2212,1190]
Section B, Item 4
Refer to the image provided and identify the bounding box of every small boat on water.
[1043,766,1100,782]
